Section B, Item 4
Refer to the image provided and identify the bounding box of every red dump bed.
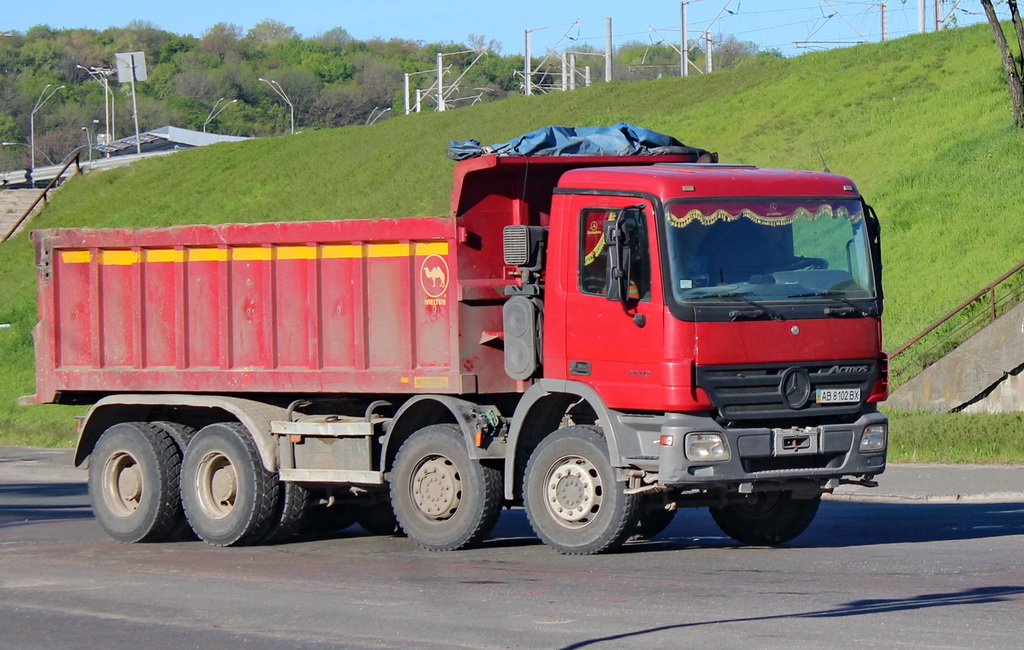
[30,216,511,403]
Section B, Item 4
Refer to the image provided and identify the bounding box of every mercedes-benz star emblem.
[779,367,812,409]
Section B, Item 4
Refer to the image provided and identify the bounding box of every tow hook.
[840,476,879,488]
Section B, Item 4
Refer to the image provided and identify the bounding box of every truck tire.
[524,426,641,555]
[149,421,198,541]
[391,424,502,551]
[88,422,184,543]
[180,422,280,547]
[710,491,821,546]
[260,481,313,544]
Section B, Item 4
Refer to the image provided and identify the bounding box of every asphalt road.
[1,448,1022,649]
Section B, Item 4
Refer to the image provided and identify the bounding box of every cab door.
[559,195,666,410]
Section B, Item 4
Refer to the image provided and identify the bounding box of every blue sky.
[2,1,991,57]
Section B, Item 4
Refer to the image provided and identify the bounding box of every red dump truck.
[30,137,888,554]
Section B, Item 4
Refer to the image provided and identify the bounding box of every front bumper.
[651,410,887,490]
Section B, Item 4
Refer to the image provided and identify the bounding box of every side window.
[579,207,651,300]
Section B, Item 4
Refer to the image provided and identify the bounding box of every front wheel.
[391,424,502,551]
[181,423,280,547]
[524,426,641,555]
[710,491,821,546]
[88,422,184,543]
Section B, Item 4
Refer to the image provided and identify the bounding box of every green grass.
[885,408,1024,464]
[2,23,1024,460]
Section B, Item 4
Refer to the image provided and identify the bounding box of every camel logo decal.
[420,254,450,300]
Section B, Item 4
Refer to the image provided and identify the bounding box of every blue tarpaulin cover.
[446,123,709,160]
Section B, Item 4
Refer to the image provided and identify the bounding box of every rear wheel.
[89,422,183,543]
[181,423,279,547]
[524,426,641,555]
[710,491,821,546]
[149,421,197,541]
[260,481,313,544]
[391,424,502,551]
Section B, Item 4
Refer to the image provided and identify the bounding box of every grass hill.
[2,22,1024,450]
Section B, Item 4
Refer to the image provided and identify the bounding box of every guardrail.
[1,152,81,243]
[889,260,1024,387]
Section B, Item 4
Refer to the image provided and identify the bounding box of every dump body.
[31,217,484,402]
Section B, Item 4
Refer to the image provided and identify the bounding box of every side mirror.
[603,207,642,304]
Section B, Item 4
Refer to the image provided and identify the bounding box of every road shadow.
[482,500,1024,552]
[558,584,1024,649]
[0,481,92,528]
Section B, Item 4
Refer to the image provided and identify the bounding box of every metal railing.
[1,152,81,243]
[889,260,1024,387]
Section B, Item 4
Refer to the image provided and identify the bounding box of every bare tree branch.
[981,0,1024,127]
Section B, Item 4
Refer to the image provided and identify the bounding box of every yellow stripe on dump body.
[60,250,92,264]
[59,241,450,265]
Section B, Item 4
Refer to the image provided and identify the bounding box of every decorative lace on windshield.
[667,203,861,228]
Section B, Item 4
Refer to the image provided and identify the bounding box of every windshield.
[664,199,876,304]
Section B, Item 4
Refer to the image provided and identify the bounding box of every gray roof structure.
[95,125,248,155]
[2,126,249,188]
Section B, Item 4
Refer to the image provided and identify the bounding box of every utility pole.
[934,0,942,31]
[881,2,888,41]
[524,30,532,96]
[681,2,689,77]
[436,52,446,111]
[705,31,713,74]
[605,18,613,82]
[404,73,410,114]
[919,0,926,33]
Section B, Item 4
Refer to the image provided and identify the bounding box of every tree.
[316,27,353,50]
[713,35,759,70]
[247,20,297,46]
[981,0,1024,127]
[199,23,243,60]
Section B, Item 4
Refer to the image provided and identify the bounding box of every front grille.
[696,359,878,421]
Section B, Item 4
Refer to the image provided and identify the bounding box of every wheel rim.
[544,455,603,528]
[410,454,462,520]
[101,451,143,517]
[195,451,237,520]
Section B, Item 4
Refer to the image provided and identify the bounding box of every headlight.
[860,424,887,452]
[685,432,731,462]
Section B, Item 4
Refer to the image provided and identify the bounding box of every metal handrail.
[889,259,1024,381]
[1,151,81,243]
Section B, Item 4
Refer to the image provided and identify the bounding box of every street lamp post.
[203,97,238,133]
[81,126,93,162]
[30,83,65,181]
[76,65,115,147]
[258,78,294,135]
[366,106,392,125]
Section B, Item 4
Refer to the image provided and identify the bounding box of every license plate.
[816,388,860,404]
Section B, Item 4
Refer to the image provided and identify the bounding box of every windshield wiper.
[787,290,871,317]
[688,290,785,321]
